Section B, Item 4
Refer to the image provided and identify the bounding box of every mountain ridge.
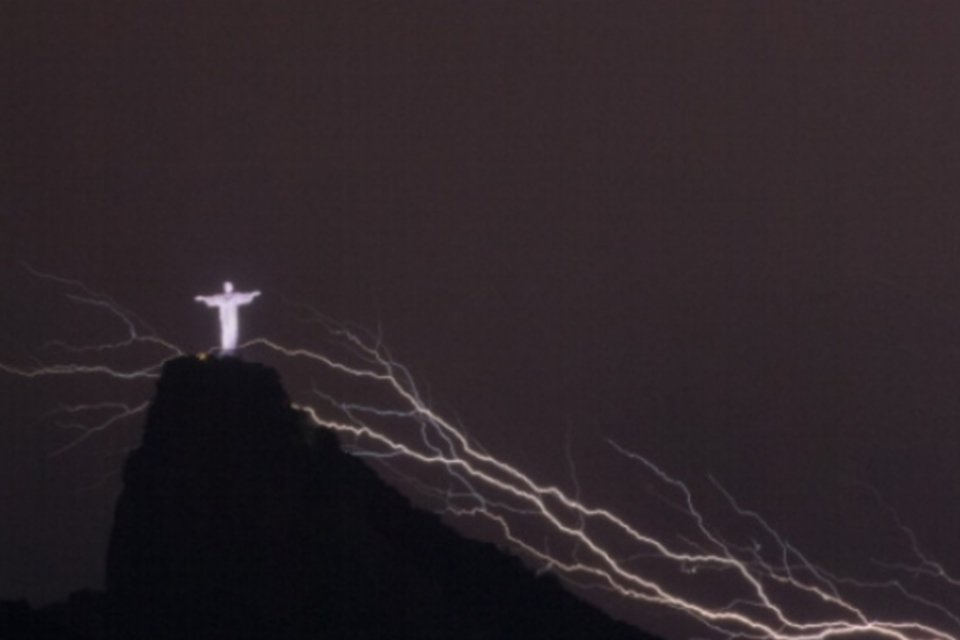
[6,355,660,640]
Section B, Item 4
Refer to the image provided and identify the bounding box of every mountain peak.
[106,356,656,639]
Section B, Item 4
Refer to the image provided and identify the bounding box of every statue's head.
[224,281,234,293]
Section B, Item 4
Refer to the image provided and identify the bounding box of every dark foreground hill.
[5,356,659,640]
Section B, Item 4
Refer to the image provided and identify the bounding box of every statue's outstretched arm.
[195,296,216,307]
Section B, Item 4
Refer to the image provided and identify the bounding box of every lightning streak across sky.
[0,267,182,456]
[2,273,958,640]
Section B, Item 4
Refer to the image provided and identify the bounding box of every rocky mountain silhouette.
[4,356,660,639]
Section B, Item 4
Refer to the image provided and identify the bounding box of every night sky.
[3,2,960,637]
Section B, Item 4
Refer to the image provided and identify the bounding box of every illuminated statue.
[195,282,260,353]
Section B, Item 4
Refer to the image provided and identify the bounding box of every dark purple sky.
[3,2,960,637]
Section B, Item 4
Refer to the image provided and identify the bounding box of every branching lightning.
[2,272,958,639]
[248,328,960,640]
[3,265,181,454]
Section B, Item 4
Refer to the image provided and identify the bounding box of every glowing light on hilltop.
[2,270,959,639]
[195,282,260,354]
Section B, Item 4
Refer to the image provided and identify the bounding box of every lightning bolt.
[2,273,958,639]
[2,265,182,454]
[246,328,959,640]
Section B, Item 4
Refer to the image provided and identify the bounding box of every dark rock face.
[0,591,105,640]
[106,356,656,640]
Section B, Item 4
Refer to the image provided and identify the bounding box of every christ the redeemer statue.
[195,282,260,353]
